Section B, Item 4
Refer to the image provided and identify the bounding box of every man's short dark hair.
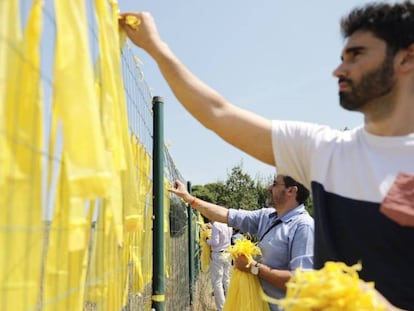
[340,1,414,54]
[283,175,310,205]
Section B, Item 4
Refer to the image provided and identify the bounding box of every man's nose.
[332,62,348,78]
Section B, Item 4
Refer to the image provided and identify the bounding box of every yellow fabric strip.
[43,165,90,311]
[0,0,24,185]
[121,134,139,222]
[107,173,124,246]
[128,232,144,293]
[126,136,145,293]
[105,206,125,311]
[142,147,153,286]
[0,0,22,188]
[94,0,125,172]
[53,0,111,198]
[84,203,108,306]
[0,1,44,310]
[131,140,153,288]
[107,2,140,220]
[94,0,138,252]
[85,200,126,311]
[152,294,165,302]
[164,177,171,278]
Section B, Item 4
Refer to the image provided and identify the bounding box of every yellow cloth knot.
[125,15,141,29]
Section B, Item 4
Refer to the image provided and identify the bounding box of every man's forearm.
[253,261,292,290]
[150,42,229,130]
[187,196,229,224]
[148,42,275,166]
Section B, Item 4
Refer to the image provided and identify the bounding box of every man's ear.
[289,186,298,194]
[398,43,414,73]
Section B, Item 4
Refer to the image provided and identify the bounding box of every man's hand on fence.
[119,12,163,56]
[168,180,193,203]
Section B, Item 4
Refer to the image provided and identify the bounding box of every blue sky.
[119,0,386,185]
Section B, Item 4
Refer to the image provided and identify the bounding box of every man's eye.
[351,51,363,59]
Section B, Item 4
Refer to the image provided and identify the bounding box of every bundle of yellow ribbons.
[273,261,386,311]
[223,238,270,311]
[198,222,212,272]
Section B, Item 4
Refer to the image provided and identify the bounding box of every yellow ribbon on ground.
[223,238,270,311]
[0,1,44,310]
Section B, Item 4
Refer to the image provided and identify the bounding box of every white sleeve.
[271,120,334,189]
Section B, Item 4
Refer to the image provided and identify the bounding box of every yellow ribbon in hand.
[125,15,141,29]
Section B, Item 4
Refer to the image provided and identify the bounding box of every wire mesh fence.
[0,1,201,310]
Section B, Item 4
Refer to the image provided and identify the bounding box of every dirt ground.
[191,270,216,311]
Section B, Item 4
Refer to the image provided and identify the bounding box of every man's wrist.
[188,196,198,207]
[250,262,260,275]
[185,195,194,204]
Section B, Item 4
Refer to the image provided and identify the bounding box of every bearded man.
[170,176,314,311]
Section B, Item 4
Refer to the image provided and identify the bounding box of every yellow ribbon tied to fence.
[0,1,44,310]
[223,238,270,311]
[269,261,386,311]
[54,0,111,198]
[198,222,212,272]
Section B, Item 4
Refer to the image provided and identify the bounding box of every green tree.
[193,163,272,211]
[222,164,258,210]
[255,176,272,208]
[191,163,314,218]
[192,182,226,204]
[304,196,314,216]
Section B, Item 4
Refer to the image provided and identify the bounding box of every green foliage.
[191,162,272,211]
[222,165,258,210]
[190,162,315,223]
[192,182,226,205]
[304,196,314,216]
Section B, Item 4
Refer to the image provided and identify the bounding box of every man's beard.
[339,53,395,111]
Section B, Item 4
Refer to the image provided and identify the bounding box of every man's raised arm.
[119,12,275,166]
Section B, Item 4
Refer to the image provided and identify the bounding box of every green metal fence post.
[187,181,195,304]
[152,96,165,311]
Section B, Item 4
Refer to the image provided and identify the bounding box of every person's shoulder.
[273,120,354,145]
[261,207,275,215]
[296,212,314,227]
[289,208,314,224]
[273,120,332,133]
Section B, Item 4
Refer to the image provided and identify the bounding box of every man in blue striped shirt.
[170,175,314,311]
